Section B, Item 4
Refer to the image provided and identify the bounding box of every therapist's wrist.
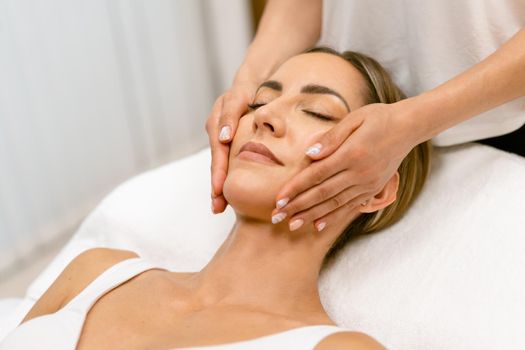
[234,63,270,87]
[391,93,444,146]
[237,39,302,86]
[237,45,281,82]
[235,55,280,86]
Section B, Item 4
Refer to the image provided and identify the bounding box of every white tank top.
[319,0,525,146]
[0,258,348,350]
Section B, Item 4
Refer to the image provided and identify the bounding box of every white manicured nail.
[316,222,326,232]
[271,212,287,224]
[305,143,322,156]
[289,219,304,231]
[276,198,289,209]
[219,125,231,141]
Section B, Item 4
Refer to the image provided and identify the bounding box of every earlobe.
[360,172,400,213]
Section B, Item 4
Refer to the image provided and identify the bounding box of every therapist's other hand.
[206,78,260,214]
[272,103,417,231]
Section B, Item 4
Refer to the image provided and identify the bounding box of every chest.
[75,274,304,350]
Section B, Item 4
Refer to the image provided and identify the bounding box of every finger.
[285,186,369,232]
[205,95,224,138]
[274,170,356,218]
[305,114,363,160]
[218,91,250,143]
[210,141,229,198]
[275,155,344,208]
[212,194,228,214]
[343,192,377,212]
[207,96,229,197]
[312,192,374,232]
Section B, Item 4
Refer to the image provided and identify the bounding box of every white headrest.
[24,144,525,349]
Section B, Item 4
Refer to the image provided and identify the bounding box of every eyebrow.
[257,80,282,92]
[300,84,350,112]
[256,80,350,112]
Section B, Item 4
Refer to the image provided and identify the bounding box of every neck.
[183,215,338,319]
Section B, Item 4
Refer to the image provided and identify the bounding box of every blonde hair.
[306,47,432,267]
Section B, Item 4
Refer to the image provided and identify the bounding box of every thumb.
[218,92,249,143]
[305,114,363,160]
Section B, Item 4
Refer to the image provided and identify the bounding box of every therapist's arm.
[238,0,323,88]
[400,27,525,144]
[273,27,525,231]
[207,0,322,213]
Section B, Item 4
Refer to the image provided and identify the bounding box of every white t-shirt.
[319,0,525,146]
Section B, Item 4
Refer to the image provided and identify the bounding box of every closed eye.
[248,103,334,122]
[247,103,266,110]
[302,110,334,122]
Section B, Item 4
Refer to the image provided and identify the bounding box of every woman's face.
[223,52,368,221]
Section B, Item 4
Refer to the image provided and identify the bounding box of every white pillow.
[6,144,525,349]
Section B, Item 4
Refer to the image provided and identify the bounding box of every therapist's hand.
[271,102,419,232]
[206,77,262,214]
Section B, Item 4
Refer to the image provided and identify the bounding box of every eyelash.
[247,103,266,110]
[247,103,334,122]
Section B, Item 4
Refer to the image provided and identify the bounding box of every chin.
[223,167,282,221]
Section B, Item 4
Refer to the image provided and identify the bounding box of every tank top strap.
[264,325,350,349]
[191,325,351,350]
[65,257,161,313]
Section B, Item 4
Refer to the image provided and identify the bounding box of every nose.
[251,104,286,137]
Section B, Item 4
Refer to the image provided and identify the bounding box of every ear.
[360,172,400,213]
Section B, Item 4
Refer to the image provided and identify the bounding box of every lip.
[237,141,284,166]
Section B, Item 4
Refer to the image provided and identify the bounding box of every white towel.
[2,143,524,349]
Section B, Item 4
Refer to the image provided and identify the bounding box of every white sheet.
[2,143,524,349]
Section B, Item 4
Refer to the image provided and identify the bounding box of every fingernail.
[271,212,287,224]
[305,143,322,156]
[219,125,231,141]
[276,198,289,209]
[316,221,326,232]
[289,219,304,231]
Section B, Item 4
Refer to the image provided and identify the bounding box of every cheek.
[222,117,285,217]
[222,115,333,218]
[293,123,330,160]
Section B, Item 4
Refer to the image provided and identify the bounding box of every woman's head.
[223,47,431,264]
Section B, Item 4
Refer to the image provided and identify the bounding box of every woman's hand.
[269,27,525,230]
[206,77,262,214]
[271,102,420,232]
[204,0,323,214]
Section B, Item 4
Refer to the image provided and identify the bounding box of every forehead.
[268,52,368,109]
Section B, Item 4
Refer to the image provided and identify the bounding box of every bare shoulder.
[20,247,138,324]
[314,331,387,350]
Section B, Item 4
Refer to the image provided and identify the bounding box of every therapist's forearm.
[400,27,525,144]
[236,0,322,82]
